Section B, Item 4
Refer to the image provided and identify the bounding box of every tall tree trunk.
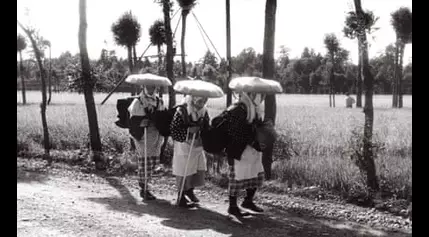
[157,44,163,98]
[328,66,332,107]
[356,41,362,107]
[397,42,405,108]
[157,44,162,72]
[354,0,379,195]
[163,0,176,108]
[180,10,189,77]
[330,57,336,107]
[133,45,139,95]
[56,75,60,92]
[159,0,176,166]
[262,0,277,180]
[19,51,27,104]
[392,39,399,108]
[78,0,104,169]
[48,46,52,104]
[332,80,336,107]
[128,46,136,96]
[18,21,50,162]
[127,46,136,151]
[226,0,232,107]
[133,45,138,66]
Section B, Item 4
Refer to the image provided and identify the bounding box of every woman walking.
[224,77,282,217]
[128,85,165,201]
[170,79,224,208]
[170,95,210,208]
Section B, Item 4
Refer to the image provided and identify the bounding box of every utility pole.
[226,0,232,106]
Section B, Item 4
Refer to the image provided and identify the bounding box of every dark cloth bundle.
[252,119,278,151]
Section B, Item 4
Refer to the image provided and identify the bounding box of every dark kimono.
[225,103,264,196]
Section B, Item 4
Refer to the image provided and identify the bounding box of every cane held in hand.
[123,73,172,200]
[176,130,197,206]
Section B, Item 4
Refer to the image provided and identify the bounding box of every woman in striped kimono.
[128,85,165,201]
[170,95,210,208]
[224,92,266,217]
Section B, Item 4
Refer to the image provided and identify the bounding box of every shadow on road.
[16,158,410,237]
[89,176,410,237]
[17,167,49,184]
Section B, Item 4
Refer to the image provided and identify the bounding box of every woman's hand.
[187,138,202,147]
[188,126,200,134]
[140,119,150,127]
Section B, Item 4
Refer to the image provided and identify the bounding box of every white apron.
[172,139,207,177]
[233,145,264,181]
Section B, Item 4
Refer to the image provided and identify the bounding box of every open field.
[17,91,412,201]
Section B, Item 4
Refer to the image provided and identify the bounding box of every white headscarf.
[128,86,162,117]
[139,86,159,110]
[239,92,263,123]
[182,95,207,122]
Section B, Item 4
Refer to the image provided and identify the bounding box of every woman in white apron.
[224,92,266,216]
[170,95,210,208]
[128,85,165,201]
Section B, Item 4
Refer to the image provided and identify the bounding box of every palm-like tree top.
[391,7,412,44]
[177,0,196,9]
[149,20,166,47]
[343,10,378,39]
[324,33,339,55]
[17,34,27,52]
[111,12,141,48]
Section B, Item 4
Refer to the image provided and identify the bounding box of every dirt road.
[17,158,411,237]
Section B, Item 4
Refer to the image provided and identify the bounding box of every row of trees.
[17,43,412,96]
[17,4,412,108]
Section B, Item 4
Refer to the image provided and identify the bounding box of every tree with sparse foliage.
[149,19,166,74]
[17,34,27,104]
[17,21,51,163]
[177,0,197,77]
[155,0,176,108]
[324,33,340,107]
[202,50,218,69]
[111,11,141,95]
[154,0,177,166]
[41,39,53,104]
[391,7,412,108]
[344,9,378,108]
[352,0,379,196]
[371,44,396,94]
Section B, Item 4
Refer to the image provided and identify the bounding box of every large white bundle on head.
[173,80,224,98]
[125,73,172,87]
[229,77,282,94]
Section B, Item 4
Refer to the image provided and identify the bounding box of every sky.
[17,0,412,65]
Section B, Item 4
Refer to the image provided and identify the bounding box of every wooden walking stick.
[176,131,196,206]
[144,126,148,200]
